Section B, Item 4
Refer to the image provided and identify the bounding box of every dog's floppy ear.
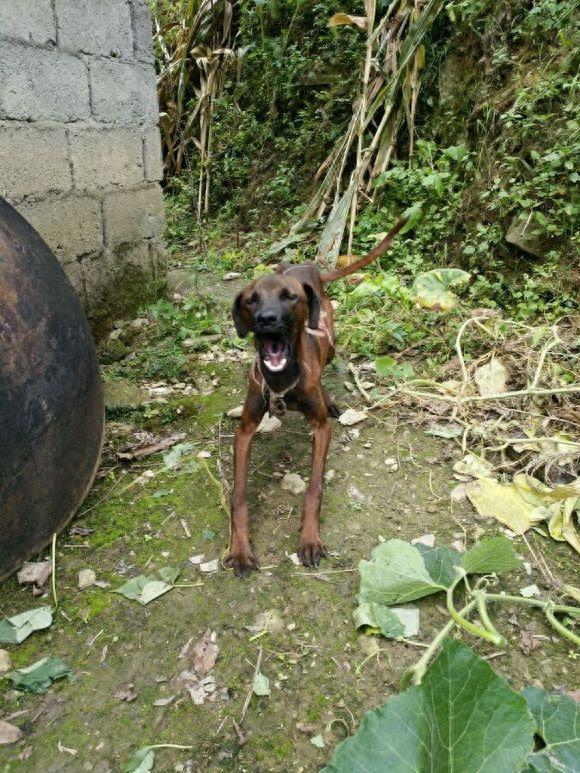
[303,283,321,330]
[232,291,250,338]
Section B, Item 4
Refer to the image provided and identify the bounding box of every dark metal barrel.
[0,197,104,580]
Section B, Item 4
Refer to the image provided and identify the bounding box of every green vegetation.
[153,0,578,358]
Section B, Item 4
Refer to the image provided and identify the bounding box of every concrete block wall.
[0,0,165,330]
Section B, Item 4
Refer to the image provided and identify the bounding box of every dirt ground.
[0,267,577,772]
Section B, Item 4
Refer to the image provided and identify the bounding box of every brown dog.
[226,218,406,577]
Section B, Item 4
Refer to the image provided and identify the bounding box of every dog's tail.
[320,217,407,285]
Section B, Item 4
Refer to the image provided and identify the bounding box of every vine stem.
[483,593,580,617]
[474,590,506,646]
[146,744,194,751]
[545,605,580,647]
[51,532,58,609]
[447,583,503,646]
[401,600,477,689]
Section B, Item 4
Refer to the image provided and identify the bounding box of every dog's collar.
[251,357,300,417]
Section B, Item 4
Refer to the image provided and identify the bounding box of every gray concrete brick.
[143,126,164,182]
[130,0,154,62]
[17,195,103,261]
[103,185,165,247]
[69,127,144,189]
[89,59,158,126]
[0,42,90,122]
[0,0,56,45]
[0,122,72,201]
[54,0,133,58]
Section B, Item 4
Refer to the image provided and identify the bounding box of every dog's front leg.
[298,412,330,568]
[225,394,265,578]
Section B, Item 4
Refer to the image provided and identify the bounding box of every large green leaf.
[412,268,471,311]
[0,607,53,645]
[7,656,73,694]
[323,640,535,772]
[461,536,521,574]
[359,537,519,612]
[358,540,445,605]
[415,544,462,587]
[523,687,580,772]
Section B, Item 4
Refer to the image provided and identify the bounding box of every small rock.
[338,408,367,426]
[227,406,244,418]
[281,473,307,495]
[257,415,282,433]
[0,720,22,745]
[199,559,219,573]
[324,469,335,483]
[197,450,212,458]
[411,533,435,548]
[0,650,11,675]
[102,338,129,363]
[520,584,541,599]
[223,272,242,281]
[188,554,205,565]
[384,457,398,471]
[78,569,96,590]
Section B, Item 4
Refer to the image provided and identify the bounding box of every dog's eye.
[246,292,259,306]
[280,290,298,302]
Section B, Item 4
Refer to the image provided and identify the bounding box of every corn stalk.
[285,0,446,268]
[153,0,242,214]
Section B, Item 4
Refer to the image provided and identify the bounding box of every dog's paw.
[297,537,327,568]
[224,549,259,579]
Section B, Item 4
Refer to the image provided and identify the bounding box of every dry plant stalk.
[283,0,445,267]
[153,0,242,214]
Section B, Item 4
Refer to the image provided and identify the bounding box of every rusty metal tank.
[0,196,104,580]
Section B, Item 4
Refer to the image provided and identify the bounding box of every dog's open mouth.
[260,336,290,372]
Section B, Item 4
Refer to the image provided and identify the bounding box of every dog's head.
[232,273,320,373]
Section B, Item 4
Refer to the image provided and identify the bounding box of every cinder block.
[17,195,103,261]
[130,0,154,62]
[69,127,144,190]
[0,42,90,122]
[103,185,165,248]
[0,122,72,201]
[143,126,164,182]
[0,0,56,45]
[54,0,133,58]
[89,59,158,126]
[116,240,151,270]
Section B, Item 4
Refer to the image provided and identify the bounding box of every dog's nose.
[256,310,279,327]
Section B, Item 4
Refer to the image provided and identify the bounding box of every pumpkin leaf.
[7,656,73,694]
[523,687,580,772]
[0,607,53,645]
[412,268,471,311]
[113,567,180,605]
[323,639,535,772]
[353,604,420,638]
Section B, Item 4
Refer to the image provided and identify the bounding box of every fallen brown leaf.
[191,630,218,676]
[17,560,51,587]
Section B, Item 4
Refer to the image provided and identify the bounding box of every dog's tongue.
[263,338,287,371]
